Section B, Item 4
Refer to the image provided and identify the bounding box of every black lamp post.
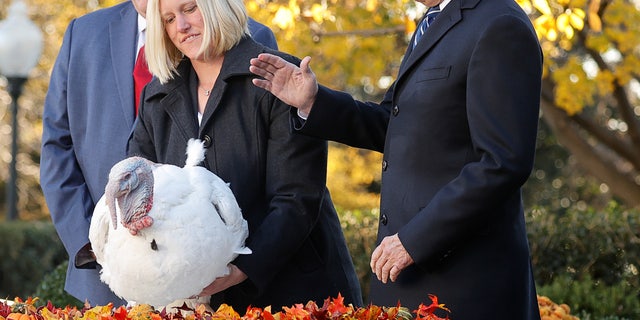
[0,0,43,220]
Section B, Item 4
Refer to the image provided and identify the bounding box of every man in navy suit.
[40,0,278,306]
[250,0,543,318]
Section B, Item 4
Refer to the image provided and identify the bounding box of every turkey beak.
[105,178,121,230]
[105,171,137,229]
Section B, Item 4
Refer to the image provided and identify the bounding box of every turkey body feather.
[89,139,250,308]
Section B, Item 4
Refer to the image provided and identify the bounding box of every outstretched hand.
[250,54,318,117]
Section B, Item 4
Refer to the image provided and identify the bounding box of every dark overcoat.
[128,37,362,311]
[296,0,543,318]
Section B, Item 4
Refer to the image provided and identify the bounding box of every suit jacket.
[297,0,543,318]
[127,37,363,311]
[40,1,278,306]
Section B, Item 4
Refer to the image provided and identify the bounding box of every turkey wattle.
[89,139,250,309]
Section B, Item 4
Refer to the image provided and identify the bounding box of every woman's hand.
[197,264,248,296]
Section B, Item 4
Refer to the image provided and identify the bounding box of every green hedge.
[526,202,640,319]
[33,260,83,307]
[527,202,640,288]
[338,208,379,301]
[537,275,639,319]
[0,221,67,300]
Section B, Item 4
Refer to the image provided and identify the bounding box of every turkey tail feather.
[185,139,206,167]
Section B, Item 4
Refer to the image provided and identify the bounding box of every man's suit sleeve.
[294,85,390,152]
[40,19,95,268]
[248,18,278,50]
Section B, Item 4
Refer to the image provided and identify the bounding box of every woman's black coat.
[128,37,362,311]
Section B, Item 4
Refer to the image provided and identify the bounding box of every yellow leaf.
[564,26,574,39]
[272,6,295,30]
[365,0,378,12]
[246,2,258,12]
[310,4,325,23]
[405,16,417,35]
[587,0,602,32]
[572,7,586,19]
[532,0,552,15]
[556,13,569,31]
[288,0,301,16]
[569,11,585,30]
[38,309,57,320]
[587,0,602,33]
[534,15,557,40]
[516,0,533,14]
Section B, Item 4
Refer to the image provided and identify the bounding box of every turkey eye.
[151,239,158,251]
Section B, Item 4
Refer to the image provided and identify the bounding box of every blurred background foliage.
[0,0,639,318]
[0,0,638,219]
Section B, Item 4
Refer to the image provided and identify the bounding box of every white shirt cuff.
[297,109,309,120]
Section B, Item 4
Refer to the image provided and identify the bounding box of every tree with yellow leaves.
[519,0,640,207]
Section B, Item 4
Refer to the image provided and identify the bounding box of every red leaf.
[413,295,450,320]
[113,306,129,320]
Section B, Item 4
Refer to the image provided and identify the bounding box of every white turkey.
[89,138,250,311]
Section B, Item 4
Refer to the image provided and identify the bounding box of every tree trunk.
[540,102,640,208]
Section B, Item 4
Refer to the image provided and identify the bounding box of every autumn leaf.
[413,295,449,320]
[325,293,351,317]
[81,304,115,320]
[280,304,310,320]
[112,306,128,320]
[587,0,602,32]
[212,304,241,320]
[532,0,552,15]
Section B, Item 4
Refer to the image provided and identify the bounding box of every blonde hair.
[146,0,250,84]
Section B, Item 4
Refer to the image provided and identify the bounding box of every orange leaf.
[414,295,450,320]
[326,293,351,316]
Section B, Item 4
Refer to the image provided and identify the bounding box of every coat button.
[392,105,399,116]
[202,135,212,148]
[382,160,388,171]
[380,213,388,226]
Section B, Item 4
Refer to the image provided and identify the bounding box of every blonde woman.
[128,0,363,312]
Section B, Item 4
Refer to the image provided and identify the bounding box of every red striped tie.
[133,45,153,116]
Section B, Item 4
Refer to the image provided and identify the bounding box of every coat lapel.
[396,0,481,82]
[160,86,200,140]
[145,62,200,142]
[199,37,265,131]
[109,3,138,126]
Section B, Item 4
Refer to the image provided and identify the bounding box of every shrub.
[338,208,379,301]
[33,260,82,308]
[527,202,640,288]
[537,275,639,319]
[527,202,640,318]
[0,221,67,299]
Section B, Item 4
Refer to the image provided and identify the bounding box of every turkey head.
[105,156,155,235]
